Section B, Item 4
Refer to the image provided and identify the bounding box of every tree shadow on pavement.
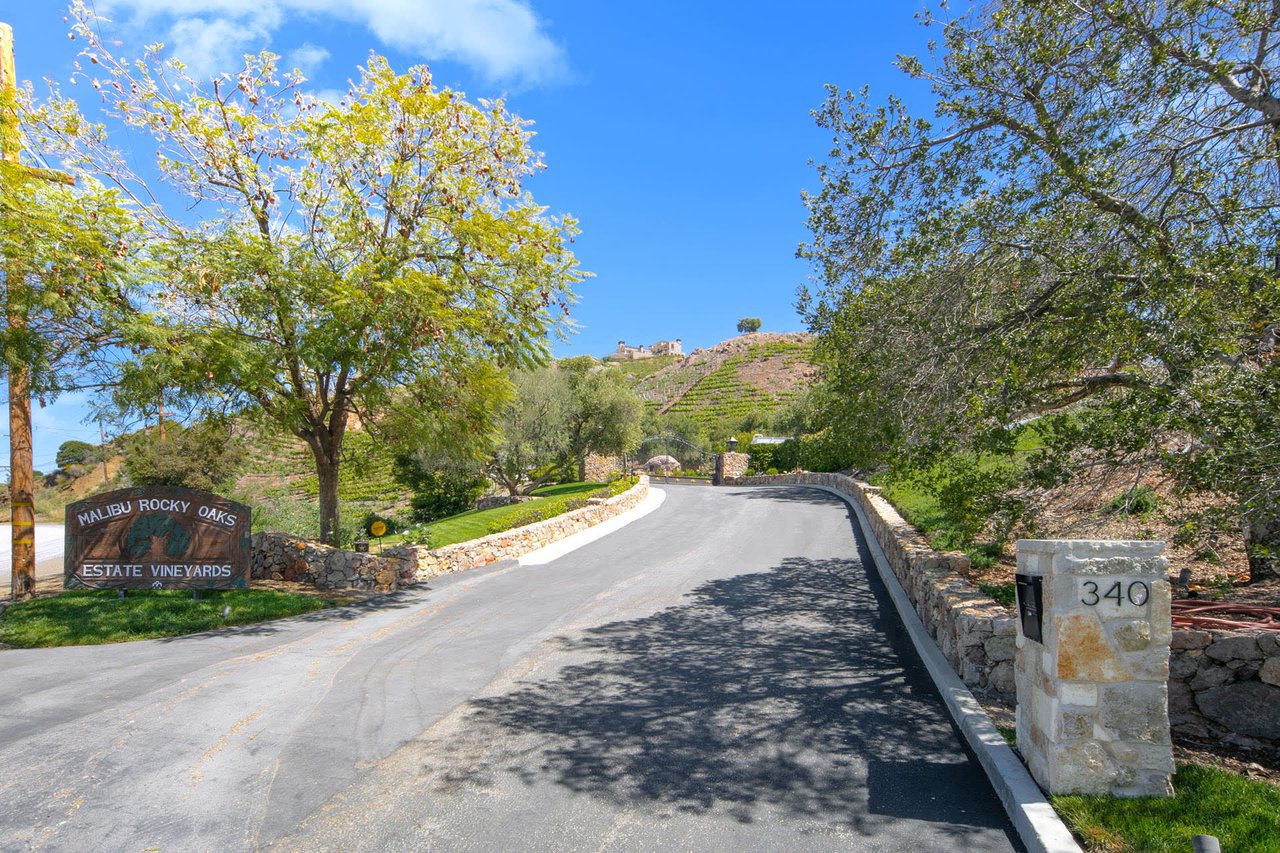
[452,555,1018,845]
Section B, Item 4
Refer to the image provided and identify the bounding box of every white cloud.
[166,15,276,78]
[100,0,567,86]
[286,43,330,77]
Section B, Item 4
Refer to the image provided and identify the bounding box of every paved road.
[0,524,65,591]
[0,486,1020,852]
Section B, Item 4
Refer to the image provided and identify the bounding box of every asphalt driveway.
[0,485,1020,851]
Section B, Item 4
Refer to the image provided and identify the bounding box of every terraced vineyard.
[624,333,816,428]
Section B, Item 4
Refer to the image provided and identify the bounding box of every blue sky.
[3,1,932,471]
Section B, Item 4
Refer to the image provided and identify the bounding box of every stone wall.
[389,476,650,581]
[727,472,1016,695]
[582,453,623,483]
[1169,627,1280,750]
[251,532,410,592]
[714,452,749,485]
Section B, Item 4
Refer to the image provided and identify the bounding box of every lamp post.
[726,436,738,453]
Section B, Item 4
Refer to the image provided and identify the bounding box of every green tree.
[121,421,246,492]
[736,317,762,334]
[55,439,100,469]
[561,357,643,480]
[801,1,1280,580]
[39,7,584,541]
[486,366,572,495]
[392,449,488,523]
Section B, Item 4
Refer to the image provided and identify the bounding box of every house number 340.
[1081,580,1150,607]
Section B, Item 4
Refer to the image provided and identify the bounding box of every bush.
[122,421,245,492]
[394,454,488,523]
[56,440,102,469]
[360,511,402,538]
[1106,485,1159,517]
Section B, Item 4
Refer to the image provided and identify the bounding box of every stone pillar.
[713,452,749,485]
[1014,540,1174,797]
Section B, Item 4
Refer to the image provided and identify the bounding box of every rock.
[1168,652,1199,680]
[1188,664,1232,692]
[1196,681,1280,740]
[1170,630,1212,650]
[1260,657,1280,687]
[1205,635,1262,662]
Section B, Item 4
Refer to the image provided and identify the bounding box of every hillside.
[619,332,816,427]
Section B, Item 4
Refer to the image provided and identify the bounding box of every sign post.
[1014,539,1174,797]
[65,487,251,591]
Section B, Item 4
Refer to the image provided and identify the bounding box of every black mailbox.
[1015,573,1044,644]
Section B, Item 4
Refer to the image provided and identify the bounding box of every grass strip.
[1052,763,1280,852]
[0,588,335,648]
[416,481,609,548]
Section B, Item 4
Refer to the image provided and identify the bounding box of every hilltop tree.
[801,0,1280,580]
[38,6,583,541]
[736,317,762,334]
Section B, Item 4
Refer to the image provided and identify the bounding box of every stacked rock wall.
[727,472,1016,695]
[389,477,649,581]
[582,453,622,483]
[251,532,410,592]
[1169,628,1280,750]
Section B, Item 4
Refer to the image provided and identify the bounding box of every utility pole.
[98,417,109,487]
[2,22,74,599]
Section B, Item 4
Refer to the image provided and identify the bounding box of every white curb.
[518,487,667,566]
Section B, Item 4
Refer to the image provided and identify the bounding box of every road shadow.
[733,484,855,509]
[439,555,1017,844]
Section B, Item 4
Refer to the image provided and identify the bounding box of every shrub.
[122,421,245,492]
[1106,485,1159,517]
[394,454,488,523]
[56,440,102,469]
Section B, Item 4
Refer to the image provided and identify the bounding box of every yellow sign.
[370,520,388,538]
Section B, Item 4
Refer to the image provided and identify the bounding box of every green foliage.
[736,317,762,334]
[0,588,334,648]
[393,448,487,524]
[798,0,1280,579]
[55,440,101,469]
[360,511,401,538]
[423,481,607,548]
[40,11,584,542]
[978,582,1016,607]
[121,421,246,492]
[1106,486,1160,518]
[562,359,644,475]
[1052,763,1280,853]
[486,366,571,495]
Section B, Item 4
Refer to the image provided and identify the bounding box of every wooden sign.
[65,487,252,590]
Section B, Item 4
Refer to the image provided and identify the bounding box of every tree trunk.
[315,455,340,544]
[1243,518,1280,584]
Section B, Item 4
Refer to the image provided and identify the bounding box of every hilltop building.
[612,339,683,360]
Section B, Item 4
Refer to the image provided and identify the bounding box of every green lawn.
[0,588,337,648]
[412,480,610,548]
[1054,763,1280,852]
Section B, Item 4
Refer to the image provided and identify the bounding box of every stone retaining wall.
[388,476,650,581]
[730,472,1280,750]
[1169,628,1280,750]
[728,472,1016,695]
[252,532,411,592]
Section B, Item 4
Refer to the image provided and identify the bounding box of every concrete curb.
[756,483,1082,853]
[518,487,667,566]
